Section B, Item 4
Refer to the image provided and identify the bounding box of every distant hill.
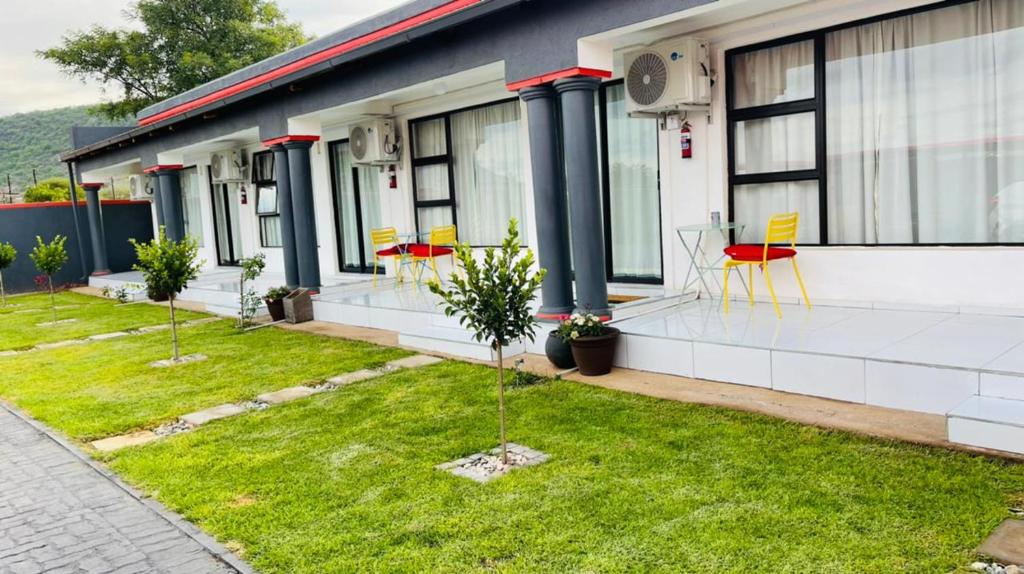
[0,106,129,193]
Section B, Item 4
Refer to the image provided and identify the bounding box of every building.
[63,0,1024,455]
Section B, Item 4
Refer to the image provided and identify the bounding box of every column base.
[536,306,575,322]
[90,270,112,277]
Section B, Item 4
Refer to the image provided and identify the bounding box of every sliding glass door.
[328,139,382,273]
[209,177,242,267]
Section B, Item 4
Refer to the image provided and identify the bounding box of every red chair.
[723,212,811,318]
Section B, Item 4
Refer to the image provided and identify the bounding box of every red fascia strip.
[261,135,321,147]
[142,164,184,174]
[505,67,612,91]
[0,199,147,211]
[137,0,484,127]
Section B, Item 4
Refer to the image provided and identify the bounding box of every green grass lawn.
[0,291,205,351]
[103,361,1024,574]
[0,318,410,440]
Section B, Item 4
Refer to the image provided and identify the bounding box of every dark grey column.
[284,140,321,291]
[155,167,185,242]
[150,174,165,230]
[520,86,574,320]
[554,76,610,318]
[82,183,110,276]
[271,144,300,289]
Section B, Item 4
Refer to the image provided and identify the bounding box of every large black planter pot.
[545,331,576,369]
[264,298,286,322]
[569,327,621,376]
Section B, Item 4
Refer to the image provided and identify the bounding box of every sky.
[0,0,406,117]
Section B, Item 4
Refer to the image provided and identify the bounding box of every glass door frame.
[208,171,240,267]
[597,79,665,285]
[327,138,381,274]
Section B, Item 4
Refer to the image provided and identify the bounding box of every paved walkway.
[0,404,248,574]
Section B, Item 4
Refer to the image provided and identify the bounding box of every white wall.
[649,0,1024,311]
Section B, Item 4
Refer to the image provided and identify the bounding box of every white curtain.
[179,167,204,246]
[734,181,820,243]
[604,83,662,278]
[732,39,815,109]
[451,100,525,245]
[826,0,1024,244]
[332,143,361,268]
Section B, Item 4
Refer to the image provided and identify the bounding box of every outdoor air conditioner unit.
[624,37,711,115]
[349,119,400,165]
[128,174,153,201]
[210,150,248,182]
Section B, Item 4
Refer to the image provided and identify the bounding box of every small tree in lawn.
[237,253,266,329]
[29,235,68,323]
[0,242,16,307]
[429,219,545,464]
[132,229,202,362]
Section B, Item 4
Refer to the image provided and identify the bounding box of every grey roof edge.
[63,0,519,163]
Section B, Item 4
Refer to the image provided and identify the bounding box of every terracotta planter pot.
[264,298,286,322]
[569,327,620,376]
[545,331,576,369]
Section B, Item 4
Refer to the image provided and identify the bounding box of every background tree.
[40,0,308,120]
[0,242,16,306]
[23,178,81,203]
[430,219,546,464]
[29,236,69,323]
[132,230,202,361]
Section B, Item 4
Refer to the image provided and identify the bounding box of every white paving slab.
[772,351,865,403]
[865,361,978,415]
[180,403,246,426]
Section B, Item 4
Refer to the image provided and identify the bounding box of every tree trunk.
[48,276,56,323]
[237,272,245,329]
[0,270,6,306]
[169,296,180,361]
[496,342,508,465]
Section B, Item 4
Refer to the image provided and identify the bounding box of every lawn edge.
[0,399,257,574]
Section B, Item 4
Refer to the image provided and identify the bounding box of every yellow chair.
[722,212,811,318]
[410,225,457,284]
[370,227,410,286]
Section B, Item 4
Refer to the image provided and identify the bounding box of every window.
[410,99,525,245]
[728,0,1024,245]
[179,166,204,246]
[252,151,282,247]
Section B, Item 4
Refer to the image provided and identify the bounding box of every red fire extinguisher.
[680,122,692,159]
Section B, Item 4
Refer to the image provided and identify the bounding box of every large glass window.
[179,166,204,246]
[329,139,383,273]
[728,0,1024,245]
[251,151,282,247]
[410,99,525,245]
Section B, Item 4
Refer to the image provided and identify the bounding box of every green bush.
[29,235,68,322]
[23,177,79,203]
[132,229,202,361]
[0,242,16,306]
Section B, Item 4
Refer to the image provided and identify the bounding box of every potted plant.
[544,318,576,369]
[263,286,290,321]
[556,313,620,376]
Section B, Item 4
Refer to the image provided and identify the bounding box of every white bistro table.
[676,222,749,301]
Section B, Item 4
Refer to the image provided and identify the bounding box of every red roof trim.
[0,199,147,211]
[142,164,184,174]
[80,182,105,189]
[261,135,321,147]
[506,67,612,91]
[137,0,484,127]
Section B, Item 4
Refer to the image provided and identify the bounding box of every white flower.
[575,316,585,325]
[570,330,579,339]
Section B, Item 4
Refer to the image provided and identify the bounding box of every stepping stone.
[180,403,246,426]
[88,331,129,341]
[150,353,208,368]
[91,431,160,453]
[0,350,19,358]
[257,386,316,405]
[36,340,86,350]
[978,519,1024,565]
[387,354,444,370]
[136,324,170,333]
[36,318,78,327]
[325,369,380,387]
[183,317,221,327]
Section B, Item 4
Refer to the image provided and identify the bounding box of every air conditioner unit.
[624,38,711,115]
[210,150,248,182]
[349,119,400,165]
[128,175,153,201]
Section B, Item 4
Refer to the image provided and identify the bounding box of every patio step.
[399,326,524,362]
[947,396,1024,455]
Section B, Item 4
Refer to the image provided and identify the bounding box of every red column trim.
[81,182,105,190]
[142,164,185,174]
[506,67,612,91]
[261,135,321,147]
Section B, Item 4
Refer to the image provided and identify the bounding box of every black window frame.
[408,96,522,247]
[724,0,1019,247]
[327,138,384,274]
[252,150,282,248]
